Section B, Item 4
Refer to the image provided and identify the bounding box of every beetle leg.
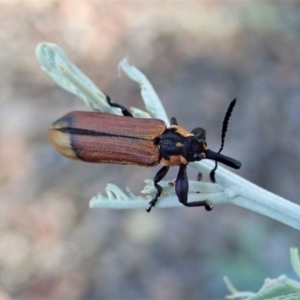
[146,166,170,212]
[106,95,133,117]
[175,164,188,204]
[170,117,178,125]
[176,164,213,211]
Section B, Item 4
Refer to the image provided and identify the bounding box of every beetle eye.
[191,127,206,140]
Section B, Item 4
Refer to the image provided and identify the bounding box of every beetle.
[48,96,241,212]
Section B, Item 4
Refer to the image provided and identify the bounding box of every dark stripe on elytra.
[54,114,161,161]
[63,116,83,160]
[61,126,157,161]
[59,127,153,140]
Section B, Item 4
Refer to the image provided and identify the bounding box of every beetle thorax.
[158,127,207,167]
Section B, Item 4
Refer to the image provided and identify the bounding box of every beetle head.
[190,105,241,180]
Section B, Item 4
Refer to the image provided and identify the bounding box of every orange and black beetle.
[49,96,241,212]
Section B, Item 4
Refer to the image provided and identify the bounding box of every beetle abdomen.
[49,111,167,167]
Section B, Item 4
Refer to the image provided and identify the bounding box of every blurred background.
[1,1,300,299]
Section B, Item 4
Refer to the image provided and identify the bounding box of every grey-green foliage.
[225,248,300,300]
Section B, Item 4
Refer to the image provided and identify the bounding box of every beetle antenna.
[210,99,236,182]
